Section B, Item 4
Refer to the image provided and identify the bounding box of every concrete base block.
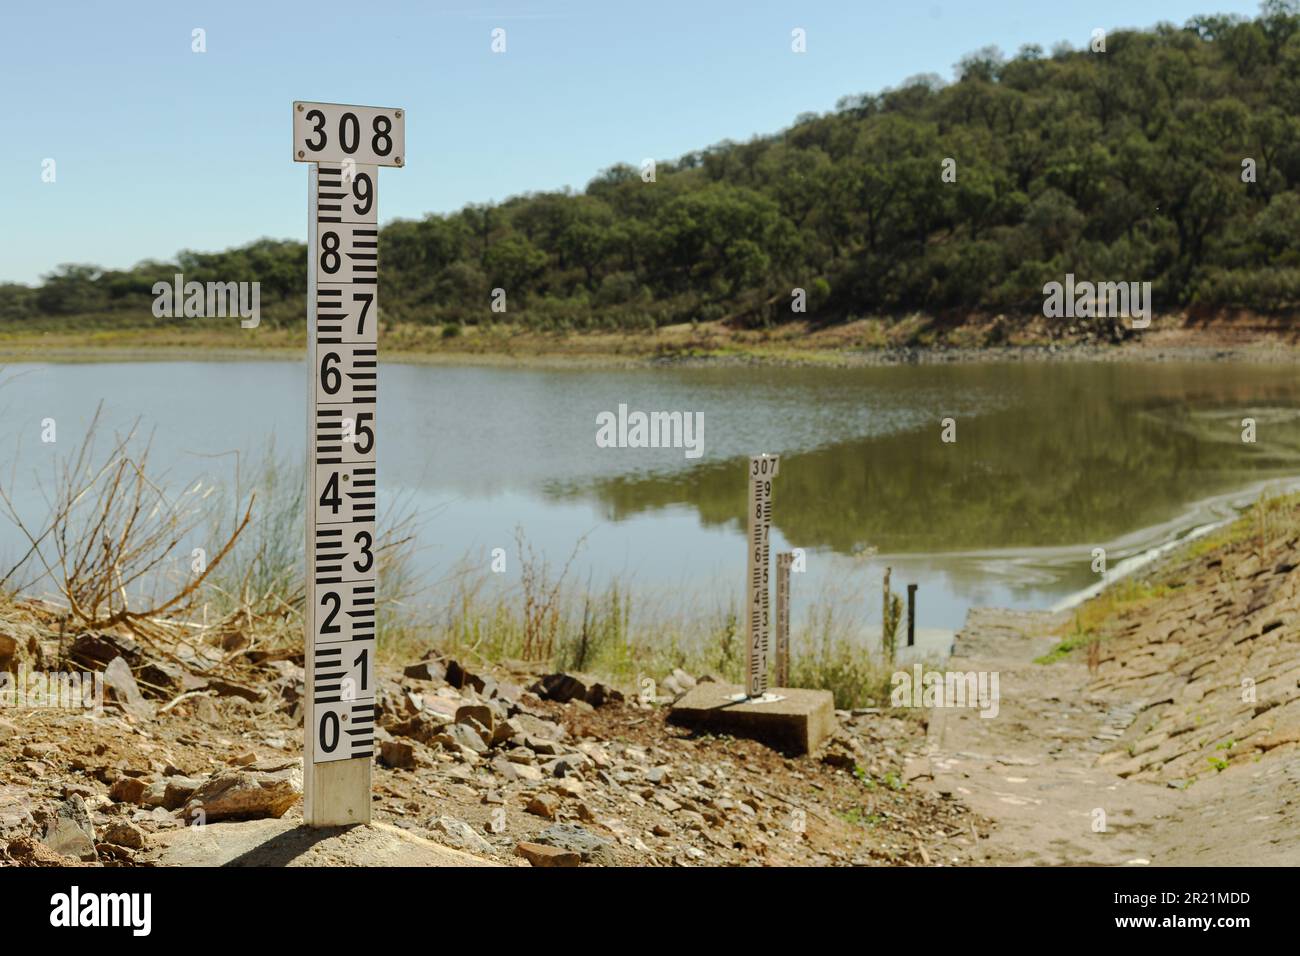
[667,683,836,755]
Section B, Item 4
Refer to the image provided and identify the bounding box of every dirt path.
[922,608,1299,866]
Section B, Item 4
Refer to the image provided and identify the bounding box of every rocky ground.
[4,497,1298,867]
[0,610,986,867]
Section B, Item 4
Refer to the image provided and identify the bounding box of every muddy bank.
[919,498,1300,865]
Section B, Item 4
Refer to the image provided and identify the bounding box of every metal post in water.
[882,565,893,661]
[907,583,917,647]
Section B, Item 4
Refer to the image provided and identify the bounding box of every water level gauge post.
[745,453,780,699]
[296,100,405,827]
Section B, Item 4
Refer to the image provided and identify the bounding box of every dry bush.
[516,526,586,661]
[0,407,250,639]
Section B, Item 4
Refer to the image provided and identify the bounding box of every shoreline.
[4,336,1300,371]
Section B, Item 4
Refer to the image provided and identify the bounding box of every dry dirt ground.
[924,603,1299,865]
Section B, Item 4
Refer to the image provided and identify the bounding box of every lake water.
[3,358,1300,634]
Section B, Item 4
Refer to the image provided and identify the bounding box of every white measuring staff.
[744,454,780,699]
[774,551,792,688]
[295,101,404,827]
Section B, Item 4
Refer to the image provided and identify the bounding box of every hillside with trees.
[6,3,1300,340]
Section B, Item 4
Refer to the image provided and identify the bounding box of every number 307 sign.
[295,100,404,826]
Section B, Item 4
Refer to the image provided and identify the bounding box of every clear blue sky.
[1,0,1264,285]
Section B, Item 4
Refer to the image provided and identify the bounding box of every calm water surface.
[3,359,1300,632]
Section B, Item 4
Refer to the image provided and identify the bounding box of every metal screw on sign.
[293,100,405,827]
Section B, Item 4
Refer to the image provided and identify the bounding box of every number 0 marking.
[319,710,339,753]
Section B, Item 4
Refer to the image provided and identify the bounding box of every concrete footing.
[667,683,836,755]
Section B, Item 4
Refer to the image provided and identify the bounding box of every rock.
[0,784,36,839]
[421,692,463,721]
[389,711,450,743]
[183,766,302,823]
[102,821,145,850]
[194,696,222,725]
[671,668,697,692]
[646,765,671,785]
[22,742,59,760]
[577,742,611,768]
[512,713,565,740]
[652,793,681,813]
[492,757,542,783]
[146,806,185,831]
[380,739,417,769]
[492,718,519,746]
[462,717,494,747]
[532,823,615,864]
[7,836,81,867]
[140,780,168,809]
[455,704,495,735]
[0,633,18,670]
[530,673,588,704]
[69,632,143,670]
[229,751,258,767]
[516,841,581,867]
[204,678,265,704]
[404,660,446,682]
[429,815,494,855]
[553,777,584,798]
[526,793,560,819]
[585,683,622,708]
[677,809,706,829]
[541,754,588,778]
[398,689,424,716]
[41,795,96,860]
[108,776,149,805]
[103,656,155,721]
[527,673,621,707]
[523,735,564,756]
[162,777,203,811]
[489,679,523,704]
[435,722,489,754]
[820,747,857,769]
[445,660,485,693]
[903,757,933,782]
